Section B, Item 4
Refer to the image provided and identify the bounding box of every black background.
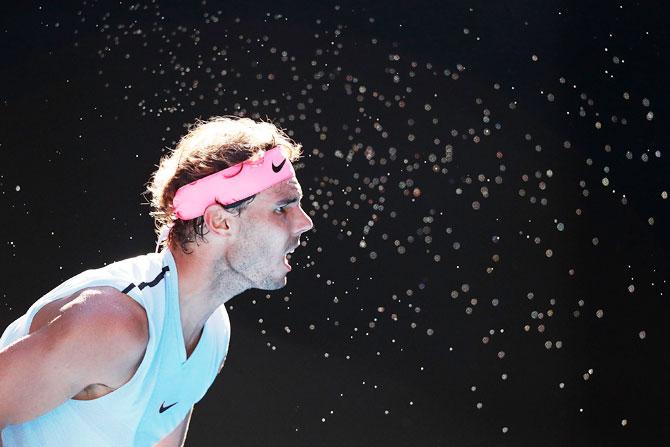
[1,1,669,446]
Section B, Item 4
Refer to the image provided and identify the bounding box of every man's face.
[222,176,313,290]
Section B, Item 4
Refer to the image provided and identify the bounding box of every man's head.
[148,116,304,250]
[147,116,313,290]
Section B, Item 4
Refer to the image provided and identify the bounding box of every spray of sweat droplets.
[10,1,666,441]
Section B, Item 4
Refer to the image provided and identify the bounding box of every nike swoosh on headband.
[272,158,287,173]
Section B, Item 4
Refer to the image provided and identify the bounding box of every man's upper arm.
[0,288,148,428]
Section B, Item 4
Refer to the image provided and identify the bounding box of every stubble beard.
[222,241,286,293]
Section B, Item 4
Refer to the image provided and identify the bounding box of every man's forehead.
[280,178,302,193]
[268,177,303,198]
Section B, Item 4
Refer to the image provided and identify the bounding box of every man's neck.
[169,246,248,349]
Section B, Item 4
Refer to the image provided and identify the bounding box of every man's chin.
[255,276,287,291]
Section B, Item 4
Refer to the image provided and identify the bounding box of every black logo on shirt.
[159,401,178,413]
[272,159,286,173]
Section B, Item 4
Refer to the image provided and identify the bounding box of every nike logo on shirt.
[159,401,178,413]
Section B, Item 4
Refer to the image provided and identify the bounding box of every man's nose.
[294,206,314,235]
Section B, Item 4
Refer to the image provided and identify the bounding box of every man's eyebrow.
[276,195,302,206]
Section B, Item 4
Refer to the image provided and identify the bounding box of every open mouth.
[283,247,296,271]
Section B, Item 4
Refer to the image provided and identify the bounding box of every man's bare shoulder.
[31,287,145,334]
[31,286,149,386]
[0,287,150,425]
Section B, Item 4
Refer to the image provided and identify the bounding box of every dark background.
[1,0,669,446]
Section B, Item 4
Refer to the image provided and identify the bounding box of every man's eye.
[275,206,287,214]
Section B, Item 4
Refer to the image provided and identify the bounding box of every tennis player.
[0,116,313,446]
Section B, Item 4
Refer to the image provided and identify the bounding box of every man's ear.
[202,204,233,237]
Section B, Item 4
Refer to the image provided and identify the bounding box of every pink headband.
[172,146,295,220]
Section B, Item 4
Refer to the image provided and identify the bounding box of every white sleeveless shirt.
[0,249,230,446]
